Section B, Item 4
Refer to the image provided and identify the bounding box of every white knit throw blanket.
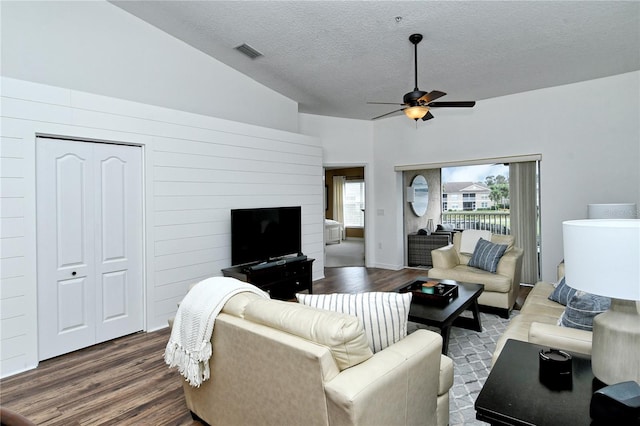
[164,276,269,387]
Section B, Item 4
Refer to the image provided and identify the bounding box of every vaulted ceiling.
[111,1,640,120]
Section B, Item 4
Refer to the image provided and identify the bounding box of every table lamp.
[562,219,640,385]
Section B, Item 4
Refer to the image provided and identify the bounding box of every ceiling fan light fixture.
[404,105,429,120]
[368,33,475,122]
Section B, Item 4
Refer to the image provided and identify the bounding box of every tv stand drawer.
[221,258,315,301]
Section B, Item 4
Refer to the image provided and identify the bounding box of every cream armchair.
[428,232,524,317]
[177,292,453,426]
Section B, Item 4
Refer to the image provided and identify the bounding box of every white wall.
[299,114,374,165]
[298,114,379,266]
[370,72,640,281]
[0,1,298,133]
[0,77,323,378]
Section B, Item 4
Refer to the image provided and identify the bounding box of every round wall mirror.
[410,175,428,217]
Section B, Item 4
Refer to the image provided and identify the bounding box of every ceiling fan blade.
[421,111,435,121]
[418,90,447,104]
[365,34,474,125]
[367,102,406,106]
[428,101,476,108]
[372,108,405,120]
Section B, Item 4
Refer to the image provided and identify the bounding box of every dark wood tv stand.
[221,258,314,300]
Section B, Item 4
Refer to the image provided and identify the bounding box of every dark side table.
[475,339,602,426]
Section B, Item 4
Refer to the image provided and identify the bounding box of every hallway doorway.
[324,166,366,267]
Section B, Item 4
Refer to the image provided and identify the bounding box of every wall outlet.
[378,242,382,249]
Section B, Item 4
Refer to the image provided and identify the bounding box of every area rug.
[408,310,516,426]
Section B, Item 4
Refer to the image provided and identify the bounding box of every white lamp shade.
[587,203,637,219]
[563,219,640,300]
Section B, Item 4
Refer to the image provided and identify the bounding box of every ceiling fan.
[368,34,476,122]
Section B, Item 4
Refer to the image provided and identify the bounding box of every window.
[343,180,365,227]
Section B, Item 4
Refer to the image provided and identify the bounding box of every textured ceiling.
[110,1,640,121]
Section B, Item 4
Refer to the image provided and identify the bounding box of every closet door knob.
[72,271,77,276]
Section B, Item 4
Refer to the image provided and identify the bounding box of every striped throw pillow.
[559,291,610,331]
[296,292,412,353]
[468,238,508,273]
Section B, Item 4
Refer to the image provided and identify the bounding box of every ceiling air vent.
[235,43,263,59]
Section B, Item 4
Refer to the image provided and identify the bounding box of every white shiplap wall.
[0,77,324,377]
[0,129,36,378]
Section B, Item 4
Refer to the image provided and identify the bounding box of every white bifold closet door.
[37,138,143,361]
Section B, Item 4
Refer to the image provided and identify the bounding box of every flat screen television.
[231,206,302,266]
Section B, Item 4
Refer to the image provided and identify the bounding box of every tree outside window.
[486,175,509,210]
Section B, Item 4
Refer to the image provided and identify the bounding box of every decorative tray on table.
[402,280,458,306]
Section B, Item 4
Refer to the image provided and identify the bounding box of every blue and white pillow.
[296,292,412,353]
[559,291,610,331]
[468,238,508,273]
[548,277,577,306]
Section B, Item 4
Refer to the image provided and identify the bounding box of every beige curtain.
[509,162,539,284]
[333,176,346,239]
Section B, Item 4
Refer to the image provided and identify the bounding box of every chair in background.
[430,223,461,241]
[428,231,524,318]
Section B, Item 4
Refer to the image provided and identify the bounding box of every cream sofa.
[492,262,640,365]
[428,232,524,317]
[491,262,593,365]
[178,292,454,426]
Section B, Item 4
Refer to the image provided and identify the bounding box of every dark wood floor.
[0,267,531,425]
[314,267,532,310]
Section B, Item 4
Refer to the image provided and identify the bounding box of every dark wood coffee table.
[395,278,483,354]
[475,339,600,425]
